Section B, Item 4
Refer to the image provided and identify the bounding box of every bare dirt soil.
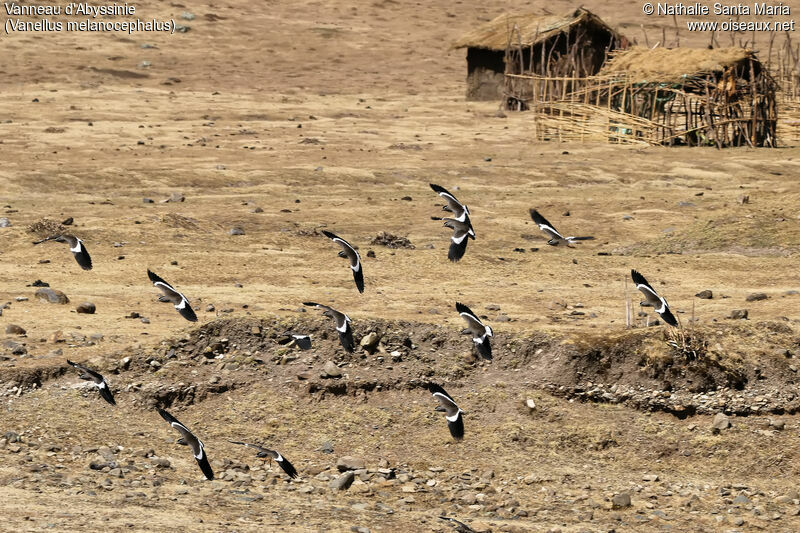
[2,0,800,531]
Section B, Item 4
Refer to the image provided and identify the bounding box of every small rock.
[746,292,768,302]
[0,217,10,227]
[35,288,69,304]
[76,302,96,314]
[359,332,380,351]
[712,412,731,432]
[525,398,536,411]
[322,361,342,378]
[142,198,154,204]
[612,492,632,508]
[167,192,185,203]
[695,290,713,299]
[5,324,26,335]
[229,226,245,236]
[330,471,355,490]
[729,309,749,320]
[337,456,366,471]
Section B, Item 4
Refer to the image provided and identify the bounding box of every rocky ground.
[2,0,800,531]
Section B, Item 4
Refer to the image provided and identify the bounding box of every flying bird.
[456,302,493,360]
[228,440,298,479]
[147,270,197,322]
[430,184,475,262]
[66,359,115,405]
[321,230,364,293]
[529,209,594,247]
[430,183,471,222]
[428,383,464,441]
[33,235,92,270]
[631,269,678,327]
[157,408,214,480]
[432,217,475,262]
[303,302,354,352]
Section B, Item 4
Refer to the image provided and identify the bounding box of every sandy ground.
[2,0,800,531]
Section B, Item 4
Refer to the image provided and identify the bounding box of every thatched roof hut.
[454,8,626,101]
[529,46,777,147]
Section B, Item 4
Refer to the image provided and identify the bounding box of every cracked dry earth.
[2,0,800,531]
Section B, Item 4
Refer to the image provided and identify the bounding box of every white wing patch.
[446,410,462,423]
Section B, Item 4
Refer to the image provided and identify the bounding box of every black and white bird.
[428,383,464,441]
[321,230,364,293]
[303,302,354,352]
[529,209,594,247]
[278,332,312,351]
[147,270,197,322]
[228,440,298,479]
[456,302,493,360]
[430,183,471,222]
[66,359,115,406]
[157,408,214,480]
[33,235,92,270]
[631,270,678,327]
[430,184,475,262]
[432,217,475,262]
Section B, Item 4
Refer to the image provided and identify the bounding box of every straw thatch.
[453,8,622,51]
[600,47,757,84]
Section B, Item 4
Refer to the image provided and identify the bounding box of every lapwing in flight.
[147,270,198,322]
[303,302,354,352]
[428,383,464,441]
[228,440,298,479]
[456,302,493,360]
[66,359,115,406]
[157,408,214,480]
[33,235,92,270]
[529,209,594,247]
[430,184,475,262]
[321,230,364,293]
[631,269,678,327]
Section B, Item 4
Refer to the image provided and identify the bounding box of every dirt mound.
[27,218,67,237]
[108,316,799,416]
[369,231,415,249]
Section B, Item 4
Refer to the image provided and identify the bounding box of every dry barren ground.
[2,0,800,531]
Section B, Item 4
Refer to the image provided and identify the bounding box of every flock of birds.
[28,183,681,483]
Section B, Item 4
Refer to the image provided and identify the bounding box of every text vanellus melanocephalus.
[147,270,198,322]
[430,184,475,262]
[303,302,354,352]
[157,408,214,480]
[456,302,493,360]
[33,235,92,270]
[428,383,464,441]
[529,209,594,247]
[228,440,298,479]
[321,230,364,293]
[66,359,116,405]
[631,269,678,327]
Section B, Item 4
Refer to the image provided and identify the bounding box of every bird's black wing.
[276,455,298,479]
[338,321,355,353]
[195,449,214,480]
[71,241,93,271]
[98,381,116,406]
